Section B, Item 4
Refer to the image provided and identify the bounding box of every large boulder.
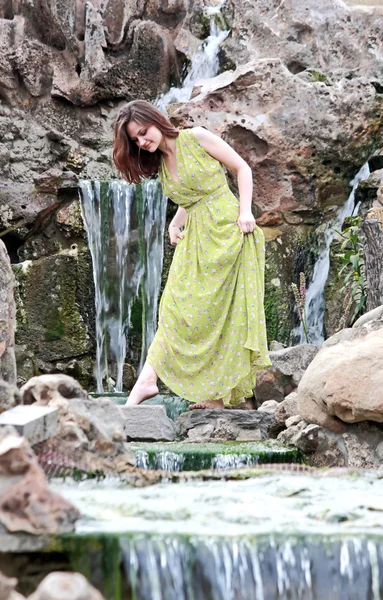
[297,317,383,431]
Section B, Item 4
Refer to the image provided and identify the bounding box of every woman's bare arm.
[192,126,255,234]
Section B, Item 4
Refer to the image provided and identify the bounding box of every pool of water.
[51,470,383,538]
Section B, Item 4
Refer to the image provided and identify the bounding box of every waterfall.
[155,4,229,112]
[295,161,370,345]
[79,179,167,392]
[120,535,383,600]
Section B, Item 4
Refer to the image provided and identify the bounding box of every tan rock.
[28,572,105,600]
[297,327,383,431]
[0,571,25,600]
[0,428,79,535]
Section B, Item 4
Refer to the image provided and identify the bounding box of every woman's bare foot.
[125,363,158,406]
[189,399,224,410]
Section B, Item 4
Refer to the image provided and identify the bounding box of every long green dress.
[147,128,271,406]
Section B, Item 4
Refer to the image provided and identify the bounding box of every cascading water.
[79,179,167,392]
[120,535,383,600]
[295,161,370,345]
[155,4,229,112]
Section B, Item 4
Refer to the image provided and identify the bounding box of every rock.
[0,428,80,534]
[0,406,58,446]
[20,374,88,405]
[0,241,16,385]
[277,421,322,454]
[257,400,279,413]
[14,254,94,362]
[0,571,25,600]
[32,395,136,475]
[0,382,20,414]
[255,345,318,405]
[263,392,299,438]
[297,324,383,431]
[285,415,301,428]
[176,409,273,441]
[277,416,383,469]
[353,305,383,328]
[269,344,319,387]
[255,369,284,404]
[28,572,105,600]
[342,433,377,469]
[122,406,176,442]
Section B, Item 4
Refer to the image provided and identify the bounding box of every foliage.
[309,70,328,83]
[334,216,367,325]
[291,272,309,343]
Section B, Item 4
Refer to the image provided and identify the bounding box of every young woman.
[113,100,271,409]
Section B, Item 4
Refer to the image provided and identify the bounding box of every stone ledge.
[176,409,273,441]
[0,406,58,445]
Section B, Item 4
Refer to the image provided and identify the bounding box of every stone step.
[0,405,58,445]
[176,409,274,442]
[121,405,176,442]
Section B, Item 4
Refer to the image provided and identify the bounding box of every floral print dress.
[147,128,271,406]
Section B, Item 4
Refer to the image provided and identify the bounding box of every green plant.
[291,272,309,343]
[309,70,328,83]
[334,216,367,324]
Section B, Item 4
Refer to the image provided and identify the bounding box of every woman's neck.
[159,135,177,157]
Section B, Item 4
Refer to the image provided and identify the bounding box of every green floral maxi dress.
[147,129,271,406]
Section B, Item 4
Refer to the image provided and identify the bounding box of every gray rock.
[258,400,278,413]
[0,240,16,385]
[353,305,383,328]
[21,374,88,405]
[285,415,301,428]
[0,381,20,414]
[269,344,319,386]
[122,406,176,442]
[0,405,58,445]
[176,409,272,441]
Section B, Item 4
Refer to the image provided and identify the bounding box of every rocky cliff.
[0,0,383,387]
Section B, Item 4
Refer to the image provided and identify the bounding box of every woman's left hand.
[237,211,256,234]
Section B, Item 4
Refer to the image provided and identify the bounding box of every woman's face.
[127,120,163,152]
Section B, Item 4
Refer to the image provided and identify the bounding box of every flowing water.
[155,5,229,112]
[294,161,370,345]
[79,180,167,392]
[51,472,383,599]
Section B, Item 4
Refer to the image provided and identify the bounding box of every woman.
[113,100,271,409]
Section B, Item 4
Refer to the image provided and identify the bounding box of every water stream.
[50,472,383,599]
[79,179,167,392]
[294,161,370,345]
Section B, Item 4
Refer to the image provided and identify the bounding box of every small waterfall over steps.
[294,161,371,345]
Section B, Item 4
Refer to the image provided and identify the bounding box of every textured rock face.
[176,409,273,441]
[278,419,383,469]
[0,242,16,385]
[0,427,80,534]
[297,316,383,431]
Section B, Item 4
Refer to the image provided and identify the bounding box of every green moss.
[129,440,303,471]
[14,253,91,362]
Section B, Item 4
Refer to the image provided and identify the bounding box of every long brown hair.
[113,100,179,184]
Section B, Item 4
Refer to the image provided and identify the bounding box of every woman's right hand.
[169,225,184,246]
